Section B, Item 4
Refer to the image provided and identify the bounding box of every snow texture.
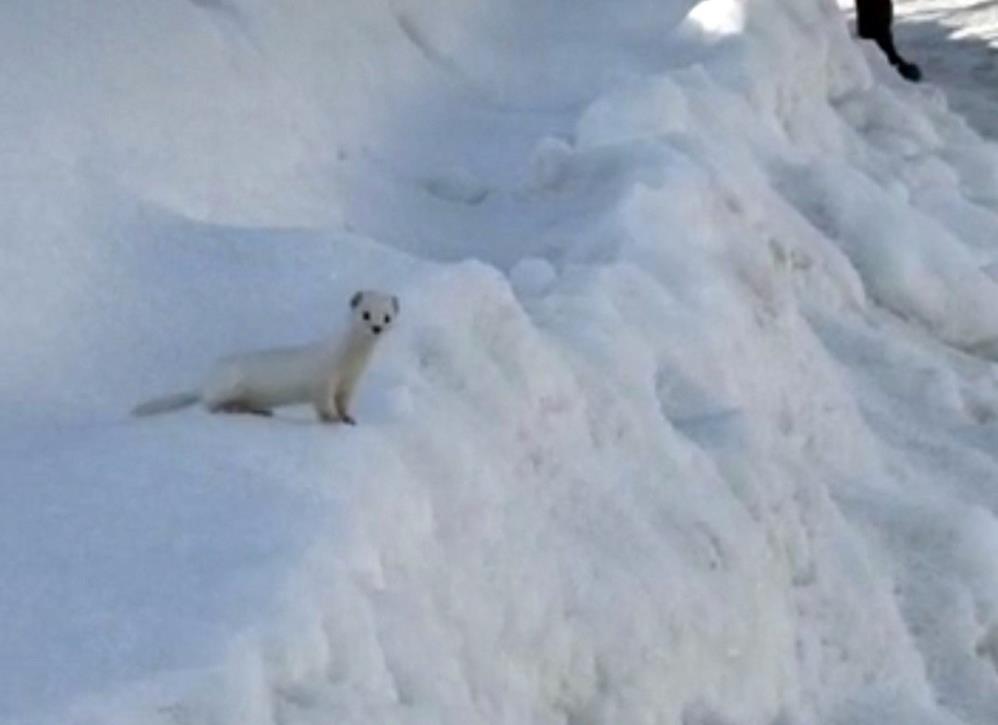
[5,0,998,723]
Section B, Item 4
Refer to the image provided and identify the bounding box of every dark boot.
[856,0,922,82]
[896,59,922,82]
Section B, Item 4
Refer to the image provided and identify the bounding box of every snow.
[5,0,998,723]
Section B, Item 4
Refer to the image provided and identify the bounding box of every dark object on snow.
[855,0,922,82]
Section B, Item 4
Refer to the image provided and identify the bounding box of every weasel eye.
[363,311,371,321]
[384,314,391,324]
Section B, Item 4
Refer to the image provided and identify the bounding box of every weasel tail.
[132,391,200,417]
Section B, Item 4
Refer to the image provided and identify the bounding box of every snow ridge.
[5,0,998,723]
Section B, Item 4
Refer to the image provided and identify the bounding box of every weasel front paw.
[317,409,356,425]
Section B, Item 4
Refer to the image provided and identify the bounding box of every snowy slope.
[5,0,998,723]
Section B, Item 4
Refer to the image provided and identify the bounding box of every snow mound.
[6,0,998,723]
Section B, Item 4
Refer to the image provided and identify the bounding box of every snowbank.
[5,0,998,723]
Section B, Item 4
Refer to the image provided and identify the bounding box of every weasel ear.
[350,291,363,309]
[392,295,400,315]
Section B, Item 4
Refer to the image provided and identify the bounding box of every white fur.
[132,290,399,424]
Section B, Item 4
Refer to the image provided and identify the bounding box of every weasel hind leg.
[211,401,273,417]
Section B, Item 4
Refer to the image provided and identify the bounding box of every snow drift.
[5,0,998,723]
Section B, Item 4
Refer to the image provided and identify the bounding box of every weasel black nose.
[372,325,382,334]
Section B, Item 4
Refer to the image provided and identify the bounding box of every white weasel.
[132,290,399,424]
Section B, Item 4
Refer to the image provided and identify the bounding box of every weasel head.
[349,290,400,339]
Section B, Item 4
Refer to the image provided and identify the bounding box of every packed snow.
[5,0,998,723]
